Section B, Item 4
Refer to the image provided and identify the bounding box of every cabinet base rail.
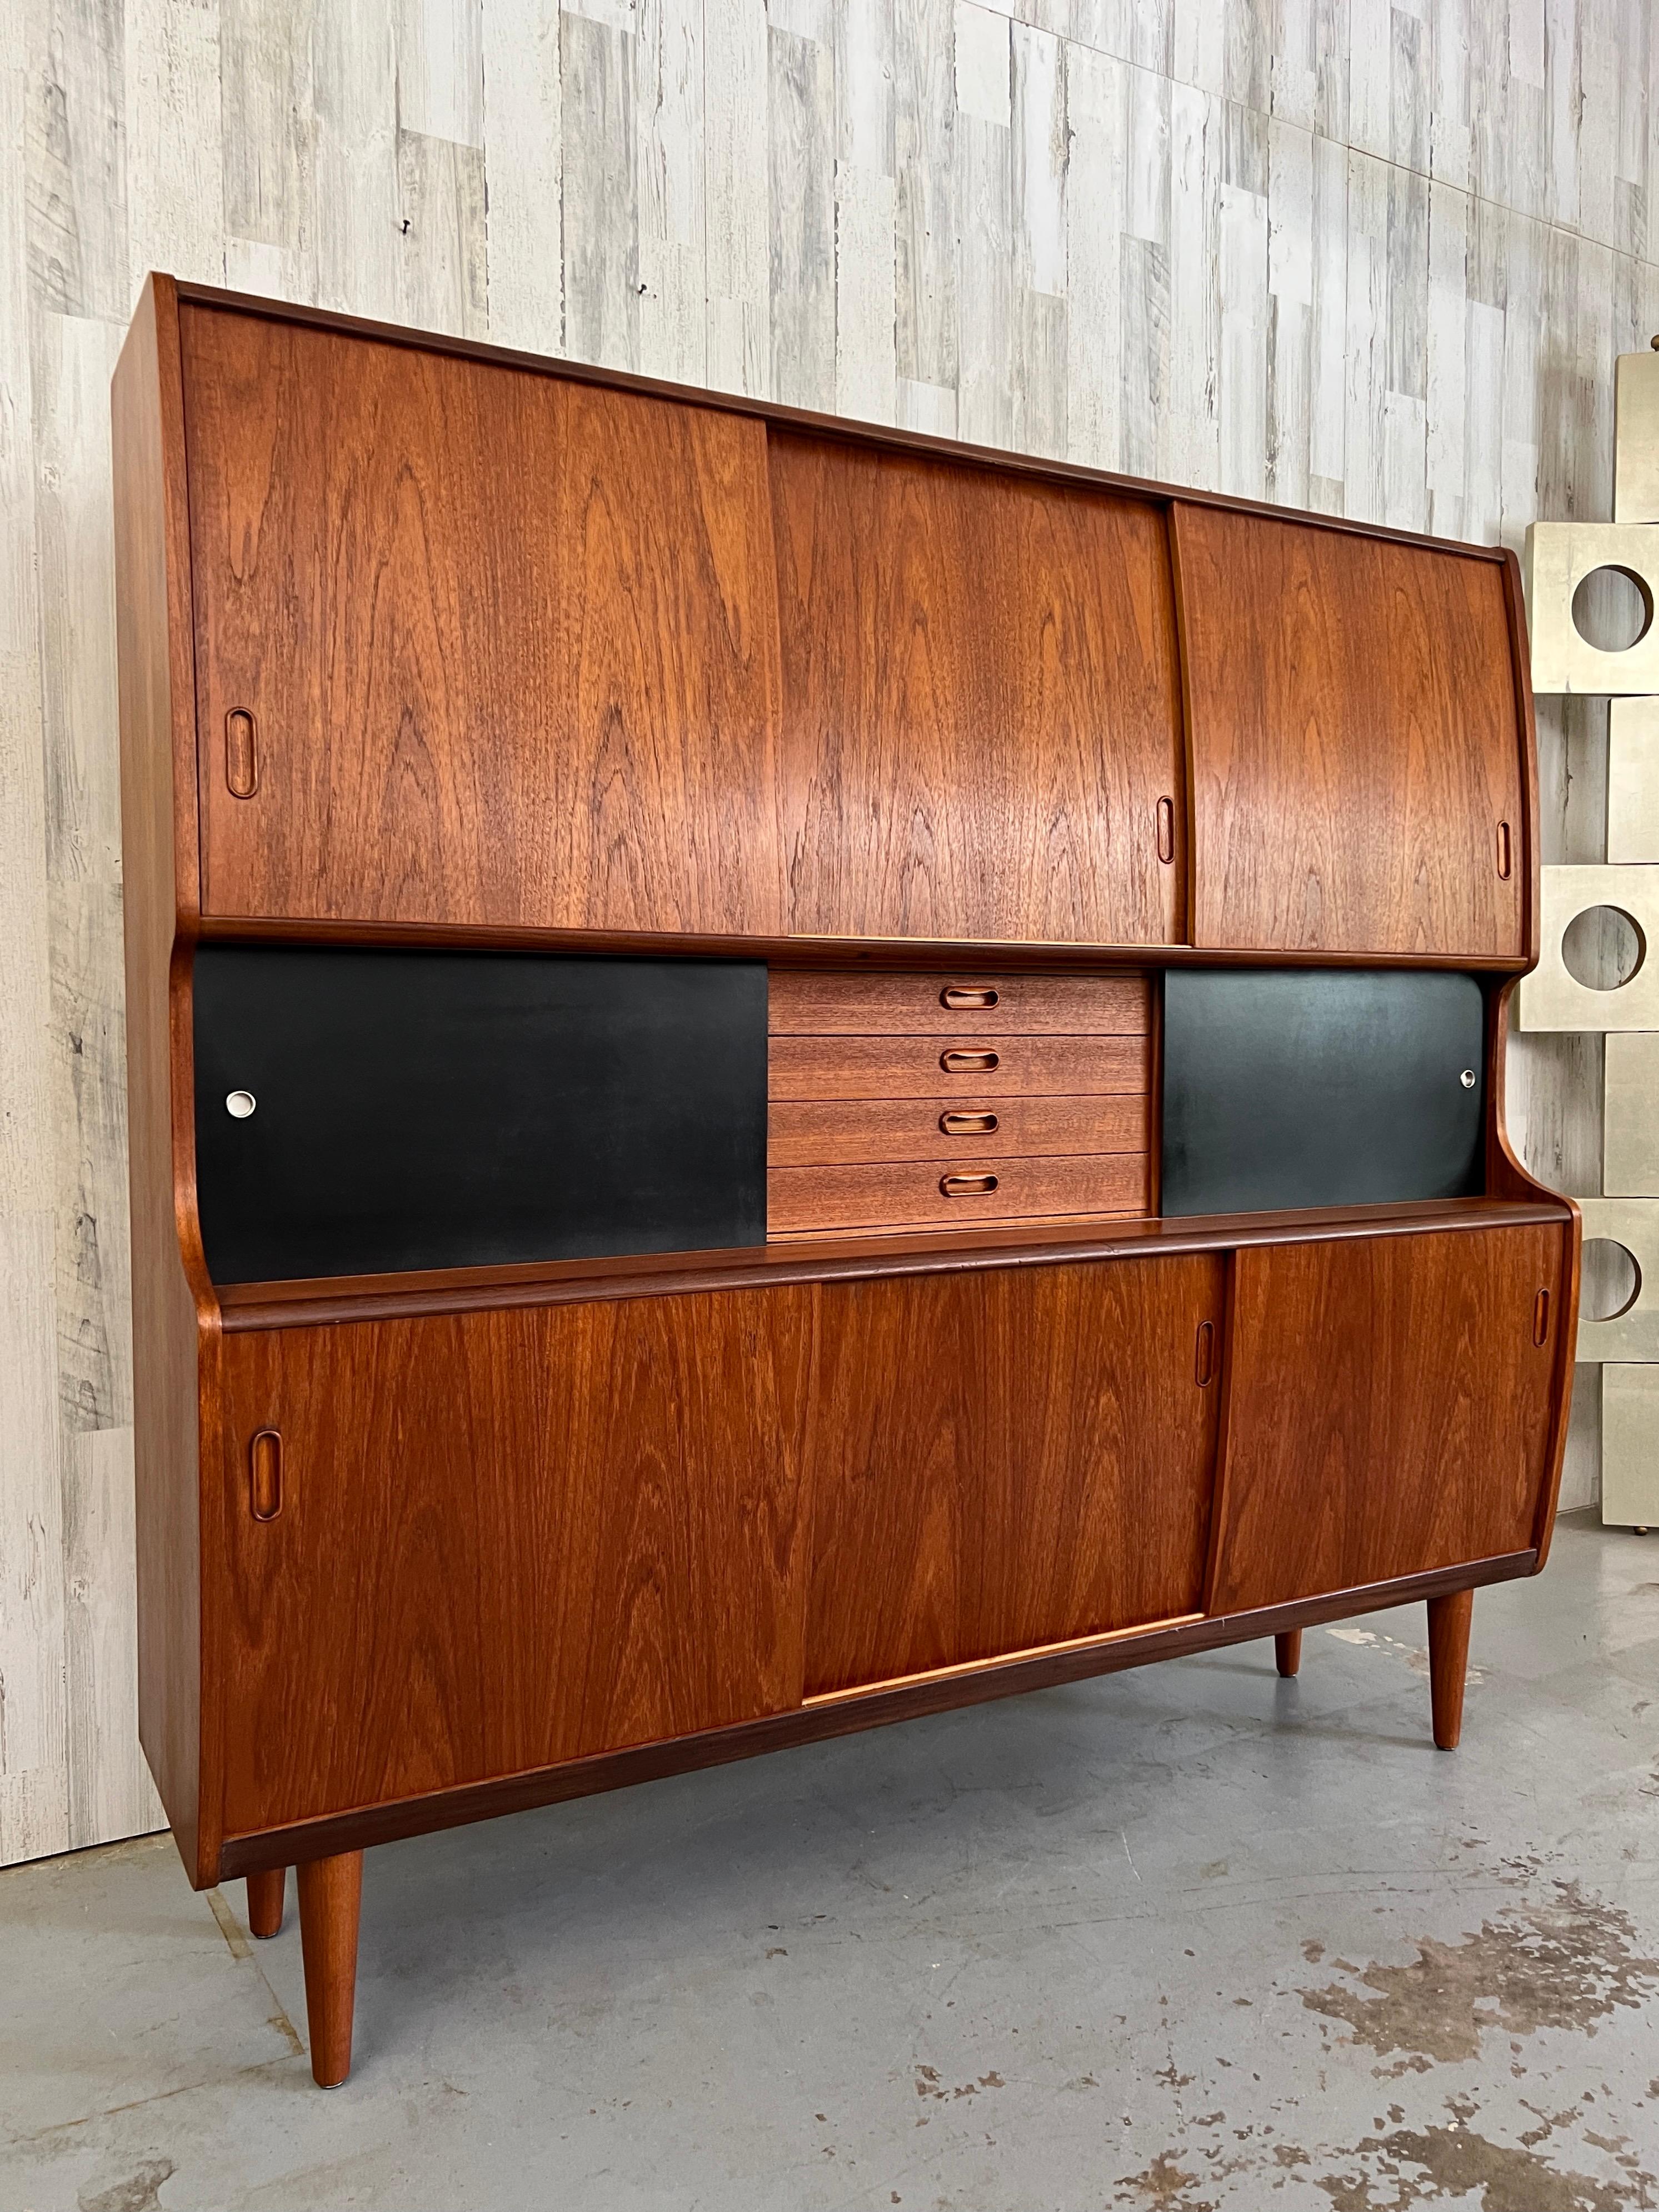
[218,1564,1506,2085]
[219,1555,1525,1886]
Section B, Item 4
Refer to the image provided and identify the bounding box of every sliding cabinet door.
[183,307,784,935]
[1210,1225,1567,1612]
[772,436,1186,947]
[1173,505,1526,958]
[804,1255,1225,1695]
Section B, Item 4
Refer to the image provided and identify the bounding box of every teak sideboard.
[113,274,1580,2088]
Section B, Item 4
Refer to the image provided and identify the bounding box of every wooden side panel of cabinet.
[113,274,215,1881]
[217,1291,814,1834]
[771,435,1185,946]
[804,1256,1225,1696]
[1209,1225,1567,1613]
[181,307,784,934]
[1172,504,1526,957]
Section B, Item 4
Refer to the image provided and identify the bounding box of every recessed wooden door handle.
[941,1049,999,1073]
[250,1429,282,1521]
[1533,1288,1550,1346]
[940,1110,999,1135]
[1156,795,1176,865]
[941,1172,998,1197]
[226,709,258,798]
[1195,1320,1215,1386]
[941,985,999,1010]
[1496,820,1512,879]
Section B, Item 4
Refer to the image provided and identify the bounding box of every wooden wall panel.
[182,307,784,936]
[1173,505,1527,958]
[771,435,1185,946]
[1210,1226,1569,1614]
[216,1290,815,1836]
[804,1256,1225,1695]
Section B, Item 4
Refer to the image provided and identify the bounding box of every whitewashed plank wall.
[2,0,1655,1867]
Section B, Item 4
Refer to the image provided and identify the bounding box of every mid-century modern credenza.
[114,273,1580,2087]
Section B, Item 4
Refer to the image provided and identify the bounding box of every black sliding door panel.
[1160,970,1485,1217]
[193,948,768,1282]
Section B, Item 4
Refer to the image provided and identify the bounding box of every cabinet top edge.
[184,916,1534,973]
[159,276,1512,571]
[213,1197,1572,1333]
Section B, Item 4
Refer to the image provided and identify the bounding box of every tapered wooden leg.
[297,1851,363,2087]
[246,1866,286,1939]
[1274,1630,1303,1678]
[1427,1589,1474,1750]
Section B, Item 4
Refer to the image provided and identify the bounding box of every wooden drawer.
[768,970,1152,1035]
[769,1093,1150,1167]
[768,1153,1150,1235]
[769,1033,1150,1101]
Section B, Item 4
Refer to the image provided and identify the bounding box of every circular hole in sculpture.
[1561,906,1646,990]
[1581,1238,1642,1323]
[1571,564,1655,651]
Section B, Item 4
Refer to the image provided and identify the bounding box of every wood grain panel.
[771,435,1185,946]
[768,969,1152,1034]
[216,1291,814,1832]
[768,1033,1150,1100]
[1210,1225,1569,1613]
[768,1095,1150,1167]
[1173,503,1526,957]
[804,1256,1225,1694]
[112,276,215,1883]
[181,307,784,935]
[769,1154,1149,1235]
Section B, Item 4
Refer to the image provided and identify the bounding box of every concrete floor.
[4,1509,1657,2212]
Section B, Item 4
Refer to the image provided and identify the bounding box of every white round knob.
[226,1090,256,1119]
[1459,1068,1477,1090]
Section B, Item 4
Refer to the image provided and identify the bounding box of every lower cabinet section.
[214,1227,1566,1840]
[1207,1225,1567,1612]
[802,1255,1226,1695]
[217,1252,1226,1834]
[218,1291,818,1833]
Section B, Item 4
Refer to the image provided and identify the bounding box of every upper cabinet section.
[144,288,1531,961]
[1172,503,1526,960]
[181,306,785,933]
[770,436,1185,946]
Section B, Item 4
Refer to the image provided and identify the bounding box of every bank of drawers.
[767,970,1153,1237]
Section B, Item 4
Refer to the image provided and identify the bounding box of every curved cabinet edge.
[1499,547,1542,970]
[114,273,226,1888]
[1482,976,1582,1570]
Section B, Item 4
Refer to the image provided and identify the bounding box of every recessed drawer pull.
[1195,1320,1215,1387]
[941,985,999,1010]
[941,1048,999,1073]
[1533,1287,1550,1346]
[249,1429,283,1522]
[940,1110,999,1135]
[1496,820,1512,880]
[226,708,258,798]
[941,1172,998,1197]
[1157,794,1176,865]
